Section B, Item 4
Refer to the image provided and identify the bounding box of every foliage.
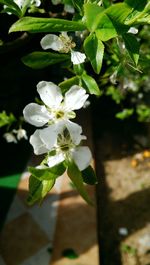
[0,0,150,204]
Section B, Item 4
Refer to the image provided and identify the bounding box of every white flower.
[118,227,128,236]
[30,121,92,171]
[13,128,28,140]
[128,27,138,34]
[71,51,86,65]
[16,0,41,8]
[51,0,75,14]
[3,132,17,143]
[40,32,86,65]
[23,81,88,127]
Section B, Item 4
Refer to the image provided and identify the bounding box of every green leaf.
[122,33,140,65]
[0,111,16,127]
[28,163,66,181]
[83,3,104,32]
[67,162,94,205]
[9,17,86,33]
[125,0,147,12]
[116,109,134,120]
[92,3,131,35]
[27,175,55,205]
[72,0,84,15]
[22,52,70,69]
[59,76,80,94]
[82,166,97,185]
[94,15,117,41]
[62,249,78,259]
[84,33,104,74]
[0,0,21,15]
[81,72,102,96]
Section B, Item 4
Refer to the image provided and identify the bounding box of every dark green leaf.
[72,0,84,15]
[62,249,78,259]
[9,17,86,33]
[28,163,66,180]
[82,166,97,185]
[0,0,21,15]
[84,33,104,74]
[125,0,147,11]
[27,175,55,205]
[59,76,80,94]
[67,162,94,205]
[122,33,140,65]
[81,72,102,96]
[22,51,70,69]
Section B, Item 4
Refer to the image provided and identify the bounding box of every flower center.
[56,110,65,119]
[57,128,74,153]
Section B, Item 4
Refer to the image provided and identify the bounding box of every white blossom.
[3,132,17,143]
[23,81,88,127]
[118,227,128,236]
[71,51,86,65]
[30,121,92,170]
[128,27,138,34]
[40,32,86,65]
[15,0,41,8]
[13,128,28,140]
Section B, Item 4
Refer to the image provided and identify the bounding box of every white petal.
[37,81,63,109]
[40,34,64,51]
[64,4,75,14]
[71,51,86,65]
[30,130,49,155]
[71,146,92,171]
[47,153,65,168]
[23,103,50,127]
[128,27,138,34]
[39,124,58,150]
[64,85,89,111]
[65,120,85,145]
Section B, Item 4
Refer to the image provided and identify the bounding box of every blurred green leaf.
[83,3,104,31]
[59,76,80,94]
[122,33,140,65]
[0,111,16,128]
[67,161,94,205]
[82,165,97,185]
[22,51,70,69]
[28,163,66,181]
[27,175,55,205]
[116,109,134,120]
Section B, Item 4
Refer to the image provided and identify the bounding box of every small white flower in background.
[30,121,92,170]
[23,81,88,127]
[118,227,128,236]
[40,32,86,65]
[51,0,75,14]
[128,27,138,35]
[15,0,41,8]
[138,234,150,254]
[3,132,17,143]
[13,128,28,140]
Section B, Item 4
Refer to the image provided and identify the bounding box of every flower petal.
[37,81,63,109]
[40,34,64,51]
[23,103,51,127]
[71,51,86,65]
[65,120,85,145]
[47,153,65,168]
[64,85,89,111]
[30,130,49,155]
[71,146,92,171]
[39,124,58,150]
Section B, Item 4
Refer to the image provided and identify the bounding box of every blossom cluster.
[23,81,92,171]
